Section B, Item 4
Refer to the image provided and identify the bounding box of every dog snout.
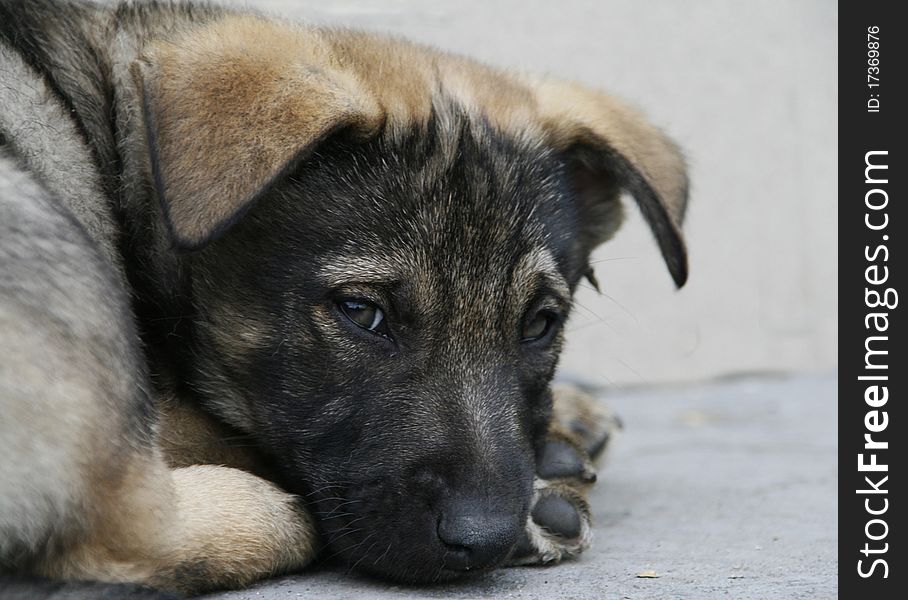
[436,500,523,571]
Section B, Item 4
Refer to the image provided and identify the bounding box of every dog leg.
[0,166,315,595]
[508,383,621,565]
[26,451,317,595]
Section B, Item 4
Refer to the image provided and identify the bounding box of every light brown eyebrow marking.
[315,249,438,300]
[316,254,401,287]
[511,247,570,304]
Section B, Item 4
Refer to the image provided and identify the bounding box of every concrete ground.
[204,373,837,600]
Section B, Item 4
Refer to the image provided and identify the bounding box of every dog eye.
[338,299,390,337]
[521,310,557,342]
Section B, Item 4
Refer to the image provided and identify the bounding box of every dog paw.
[550,382,623,461]
[508,386,621,566]
[508,477,592,566]
[507,433,596,566]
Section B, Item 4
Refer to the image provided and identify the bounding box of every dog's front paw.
[508,386,621,566]
[508,475,593,566]
[508,434,595,566]
[550,383,623,461]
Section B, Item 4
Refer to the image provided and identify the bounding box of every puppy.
[0,0,687,596]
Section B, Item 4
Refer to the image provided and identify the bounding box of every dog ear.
[532,79,689,288]
[132,19,383,249]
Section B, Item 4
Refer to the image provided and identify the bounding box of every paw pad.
[532,494,581,539]
[507,482,592,566]
[536,439,597,484]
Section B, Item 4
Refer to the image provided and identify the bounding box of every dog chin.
[352,542,509,584]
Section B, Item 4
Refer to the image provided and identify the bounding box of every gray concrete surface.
[219,0,838,387]
[204,373,837,600]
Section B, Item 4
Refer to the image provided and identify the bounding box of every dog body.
[0,0,687,595]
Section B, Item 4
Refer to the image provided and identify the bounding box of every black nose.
[437,505,521,571]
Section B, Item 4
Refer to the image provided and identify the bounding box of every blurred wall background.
[224,0,838,386]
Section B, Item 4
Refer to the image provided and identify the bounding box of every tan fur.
[33,453,174,586]
[530,78,688,227]
[34,449,315,595]
[134,18,385,247]
[157,395,267,473]
[152,465,316,593]
[136,15,686,265]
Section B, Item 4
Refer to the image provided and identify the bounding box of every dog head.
[134,16,687,582]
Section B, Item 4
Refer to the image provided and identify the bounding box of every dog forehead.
[270,96,582,318]
[311,187,562,301]
[315,242,560,283]
[312,107,568,246]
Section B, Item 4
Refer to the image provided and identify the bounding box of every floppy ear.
[532,79,689,287]
[132,19,383,249]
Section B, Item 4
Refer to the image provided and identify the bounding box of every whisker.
[589,256,636,264]
[345,536,379,575]
[373,541,393,567]
[321,522,371,561]
[316,512,357,521]
[571,298,620,336]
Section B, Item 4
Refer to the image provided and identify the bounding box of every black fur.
[183,113,588,580]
